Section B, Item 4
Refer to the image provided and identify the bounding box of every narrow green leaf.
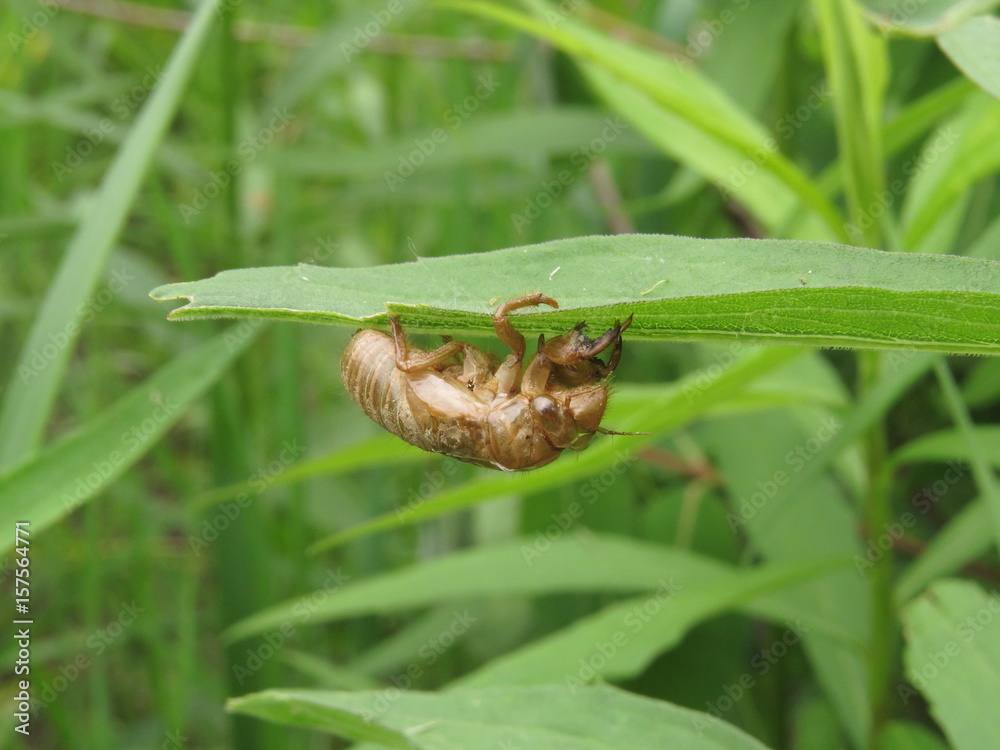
[228,684,773,749]
[812,0,888,247]
[224,533,855,647]
[901,579,1000,749]
[0,330,256,554]
[0,0,224,469]
[902,94,1000,249]
[933,361,1000,551]
[895,500,992,603]
[939,14,1000,101]
[456,557,852,687]
[439,0,846,238]
[152,235,1000,355]
[891,425,1000,467]
[270,108,650,178]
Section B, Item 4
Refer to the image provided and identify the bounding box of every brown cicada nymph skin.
[340,294,634,472]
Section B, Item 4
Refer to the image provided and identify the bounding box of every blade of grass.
[932,360,1000,551]
[0,0,224,469]
[0,329,257,554]
[437,0,847,239]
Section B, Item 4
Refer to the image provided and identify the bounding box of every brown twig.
[59,0,515,61]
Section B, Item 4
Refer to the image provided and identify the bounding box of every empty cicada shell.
[340,294,635,471]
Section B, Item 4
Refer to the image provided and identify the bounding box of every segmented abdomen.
[340,330,416,442]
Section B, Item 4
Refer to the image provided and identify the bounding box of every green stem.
[859,349,892,747]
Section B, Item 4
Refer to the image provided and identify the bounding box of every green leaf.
[456,557,852,687]
[812,0,888,247]
[901,94,1000,249]
[895,500,992,603]
[891,425,1000,467]
[0,0,224,469]
[224,533,856,647]
[939,14,1000,101]
[932,360,1000,552]
[861,0,1000,36]
[439,0,845,237]
[901,579,1000,749]
[228,683,773,749]
[878,720,950,750]
[151,235,1000,355]
[270,108,650,179]
[0,329,256,555]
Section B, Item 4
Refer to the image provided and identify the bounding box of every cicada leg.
[390,317,467,372]
[489,294,558,396]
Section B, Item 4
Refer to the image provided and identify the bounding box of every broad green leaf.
[0,330,256,554]
[939,14,1000,101]
[152,235,1000,355]
[456,557,851,687]
[861,0,1000,36]
[901,579,1000,750]
[0,0,224,469]
[228,684,773,749]
[224,534,857,646]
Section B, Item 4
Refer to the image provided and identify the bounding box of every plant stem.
[859,349,892,747]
